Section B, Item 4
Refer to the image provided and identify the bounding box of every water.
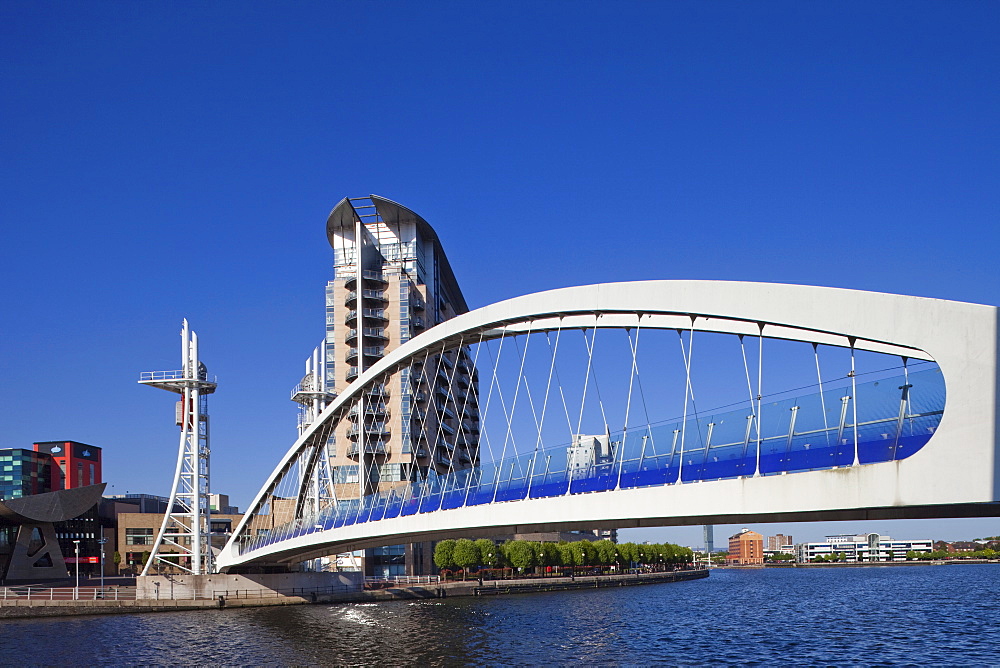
[4,565,998,665]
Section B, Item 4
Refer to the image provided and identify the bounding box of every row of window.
[332,463,411,484]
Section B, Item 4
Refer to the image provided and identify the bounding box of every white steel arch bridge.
[217,281,1000,572]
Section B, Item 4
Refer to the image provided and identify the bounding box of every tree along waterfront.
[433,539,694,579]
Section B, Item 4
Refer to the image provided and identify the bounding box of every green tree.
[618,543,639,568]
[677,546,694,564]
[531,542,548,569]
[475,539,499,568]
[505,540,537,572]
[557,542,574,568]
[434,539,456,571]
[537,542,561,569]
[452,539,480,579]
[113,551,122,568]
[569,541,593,567]
[595,540,617,567]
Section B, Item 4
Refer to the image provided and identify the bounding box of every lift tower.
[139,319,217,575]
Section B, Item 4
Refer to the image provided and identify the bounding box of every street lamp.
[72,540,80,600]
[97,537,108,596]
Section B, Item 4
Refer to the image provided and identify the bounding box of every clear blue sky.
[2,1,997,546]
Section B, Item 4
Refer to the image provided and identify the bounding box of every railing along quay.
[1,586,137,601]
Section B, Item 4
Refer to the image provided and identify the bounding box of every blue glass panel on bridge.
[383,492,403,519]
[494,479,530,502]
[528,472,569,498]
[419,492,443,513]
[679,412,750,481]
[493,453,533,502]
[418,477,445,513]
[569,466,616,493]
[441,487,468,509]
[465,478,499,506]
[367,499,387,522]
[618,462,678,488]
[692,443,754,480]
[400,493,421,516]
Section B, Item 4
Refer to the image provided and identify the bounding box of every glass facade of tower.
[0,449,53,499]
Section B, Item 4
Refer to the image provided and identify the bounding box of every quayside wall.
[0,569,707,619]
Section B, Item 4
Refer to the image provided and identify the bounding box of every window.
[210,520,232,534]
[125,528,154,545]
[333,465,360,484]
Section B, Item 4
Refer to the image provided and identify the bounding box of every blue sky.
[2,1,997,546]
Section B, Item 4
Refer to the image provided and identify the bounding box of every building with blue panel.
[0,449,54,499]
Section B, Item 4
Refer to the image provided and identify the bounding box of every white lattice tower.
[138,319,217,575]
[291,343,337,515]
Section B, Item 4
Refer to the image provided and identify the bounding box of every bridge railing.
[240,367,944,556]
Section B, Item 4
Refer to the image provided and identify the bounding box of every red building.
[727,528,764,565]
[33,441,102,490]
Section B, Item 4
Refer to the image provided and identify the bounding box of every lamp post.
[72,540,80,600]
[97,537,108,596]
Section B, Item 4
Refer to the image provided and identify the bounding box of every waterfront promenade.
[0,568,707,619]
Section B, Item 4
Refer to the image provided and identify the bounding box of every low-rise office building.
[116,510,243,575]
[796,533,933,562]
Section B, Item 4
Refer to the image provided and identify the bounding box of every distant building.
[0,449,54,499]
[209,493,239,515]
[766,534,794,553]
[0,443,105,575]
[727,528,764,565]
[104,493,175,514]
[567,434,614,472]
[34,441,102,490]
[795,533,933,563]
[105,492,242,575]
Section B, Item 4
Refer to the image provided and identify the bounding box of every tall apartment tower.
[293,195,480,508]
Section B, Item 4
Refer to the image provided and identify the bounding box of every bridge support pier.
[136,571,362,600]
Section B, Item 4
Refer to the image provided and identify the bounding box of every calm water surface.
[4,565,998,665]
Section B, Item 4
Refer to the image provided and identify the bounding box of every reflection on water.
[5,565,999,665]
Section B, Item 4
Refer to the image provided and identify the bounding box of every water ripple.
[3,565,998,665]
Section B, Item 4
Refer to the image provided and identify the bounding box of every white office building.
[796,533,933,563]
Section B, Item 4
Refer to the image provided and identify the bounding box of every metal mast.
[291,343,337,515]
[291,343,335,437]
[138,319,217,575]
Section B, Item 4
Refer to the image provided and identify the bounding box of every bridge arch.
[218,281,999,571]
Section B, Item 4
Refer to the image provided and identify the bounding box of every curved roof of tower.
[325,194,468,313]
